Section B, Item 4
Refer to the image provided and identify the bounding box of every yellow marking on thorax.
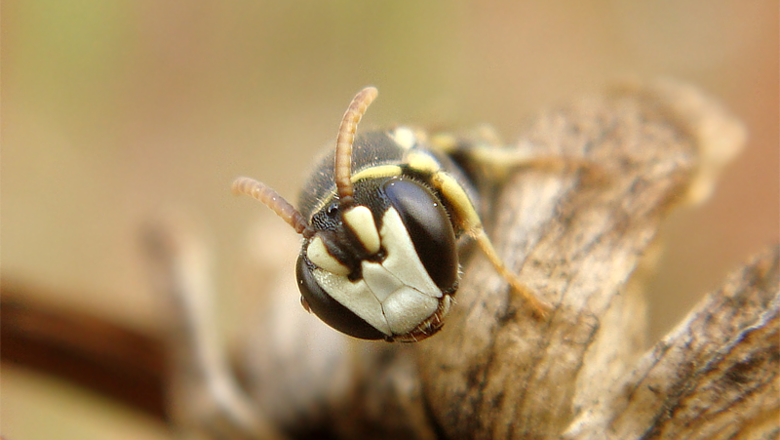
[404,150,442,175]
[351,165,403,183]
[429,133,459,154]
[389,127,418,150]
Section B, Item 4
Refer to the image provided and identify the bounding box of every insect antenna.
[334,86,379,207]
[232,176,314,238]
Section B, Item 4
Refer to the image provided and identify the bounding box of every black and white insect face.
[232,87,473,342]
[296,176,458,341]
[232,86,550,342]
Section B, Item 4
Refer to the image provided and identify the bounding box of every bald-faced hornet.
[233,87,550,342]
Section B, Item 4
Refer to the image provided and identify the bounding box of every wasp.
[233,87,551,342]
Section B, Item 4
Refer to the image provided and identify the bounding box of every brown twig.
[0,282,168,420]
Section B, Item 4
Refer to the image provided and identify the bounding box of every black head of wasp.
[233,86,550,342]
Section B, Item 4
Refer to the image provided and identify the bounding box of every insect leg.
[469,227,551,319]
[431,131,606,184]
[428,169,552,319]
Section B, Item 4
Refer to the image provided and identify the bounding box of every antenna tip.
[231,176,259,197]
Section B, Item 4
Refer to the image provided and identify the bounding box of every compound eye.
[383,178,458,291]
[295,254,386,340]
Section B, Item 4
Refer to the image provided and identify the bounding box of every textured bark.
[236,80,777,440]
[409,80,749,439]
[417,82,700,439]
[564,247,779,440]
[127,80,775,440]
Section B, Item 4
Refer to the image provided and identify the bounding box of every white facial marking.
[343,206,380,254]
[379,209,441,298]
[311,208,444,337]
[361,261,404,302]
[312,272,392,335]
[390,127,417,150]
[382,287,439,335]
[307,236,350,276]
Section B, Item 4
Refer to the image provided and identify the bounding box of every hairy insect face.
[297,177,458,341]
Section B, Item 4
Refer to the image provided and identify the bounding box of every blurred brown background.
[2,1,777,438]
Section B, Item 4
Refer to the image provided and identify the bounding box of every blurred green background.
[2,1,778,438]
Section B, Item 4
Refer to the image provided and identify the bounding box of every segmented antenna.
[232,177,314,238]
[334,86,379,206]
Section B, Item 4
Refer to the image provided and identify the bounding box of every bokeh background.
[2,1,777,438]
